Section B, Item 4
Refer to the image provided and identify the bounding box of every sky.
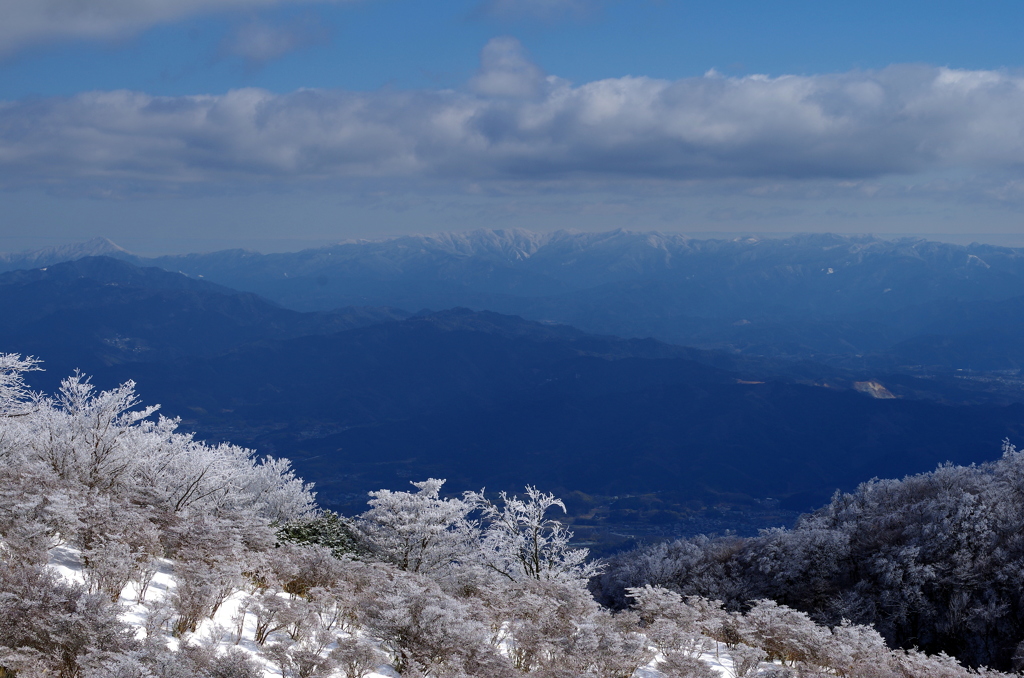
[3,0,1024,254]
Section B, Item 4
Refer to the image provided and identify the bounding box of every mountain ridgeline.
[3,234,1024,547]
[9,230,1024,373]
[0,256,407,383]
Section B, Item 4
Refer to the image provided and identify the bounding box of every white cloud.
[0,0,343,55]
[469,37,549,98]
[222,16,330,67]
[4,59,1024,195]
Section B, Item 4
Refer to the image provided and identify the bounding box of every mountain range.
[6,230,1024,372]
[3,233,1024,546]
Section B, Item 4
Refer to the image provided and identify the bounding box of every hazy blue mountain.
[865,295,1024,371]
[0,256,407,384]
[10,231,1024,366]
[122,230,1024,312]
[41,229,1014,368]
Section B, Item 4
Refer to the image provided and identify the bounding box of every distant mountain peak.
[0,237,131,272]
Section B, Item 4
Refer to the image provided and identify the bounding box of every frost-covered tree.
[0,355,320,670]
[0,353,40,417]
[358,478,478,575]
[466,485,602,586]
[1,360,315,539]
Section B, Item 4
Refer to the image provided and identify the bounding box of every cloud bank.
[3,39,1024,195]
[0,0,342,54]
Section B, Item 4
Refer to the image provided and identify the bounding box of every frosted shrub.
[167,516,249,635]
[290,647,338,678]
[628,586,700,630]
[357,568,504,675]
[753,669,794,678]
[824,620,897,678]
[83,652,155,678]
[477,576,650,677]
[486,578,598,672]
[78,497,163,603]
[329,560,402,634]
[170,568,220,637]
[132,555,162,604]
[658,652,719,678]
[0,353,40,416]
[647,618,712,657]
[245,547,298,594]
[83,537,137,602]
[0,562,136,678]
[1,356,319,638]
[247,591,292,645]
[306,586,348,635]
[205,648,265,678]
[893,648,975,678]
[329,637,381,678]
[743,599,831,668]
[261,640,339,678]
[1,356,315,538]
[280,544,348,598]
[574,611,653,678]
[142,598,176,640]
[170,553,243,636]
[628,586,710,656]
[730,643,768,678]
[161,645,264,678]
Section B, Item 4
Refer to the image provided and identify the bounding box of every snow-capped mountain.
[0,236,129,273]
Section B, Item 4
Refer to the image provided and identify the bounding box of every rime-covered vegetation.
[0,353,1018,677]
[596,443,1024,671]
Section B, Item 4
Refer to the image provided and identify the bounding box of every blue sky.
[3,0,1024,253]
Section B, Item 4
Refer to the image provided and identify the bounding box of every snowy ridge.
[0,236,129,272]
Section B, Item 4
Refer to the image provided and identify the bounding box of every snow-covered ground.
[46,544,741,678]
[48,544,398,678]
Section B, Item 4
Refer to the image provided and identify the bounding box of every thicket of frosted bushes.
[0,354,1016,677]
[595,441,1024,671]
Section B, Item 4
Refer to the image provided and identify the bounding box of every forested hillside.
[597,442,1024,670]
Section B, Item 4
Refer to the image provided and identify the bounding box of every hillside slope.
[0,256,407,383]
